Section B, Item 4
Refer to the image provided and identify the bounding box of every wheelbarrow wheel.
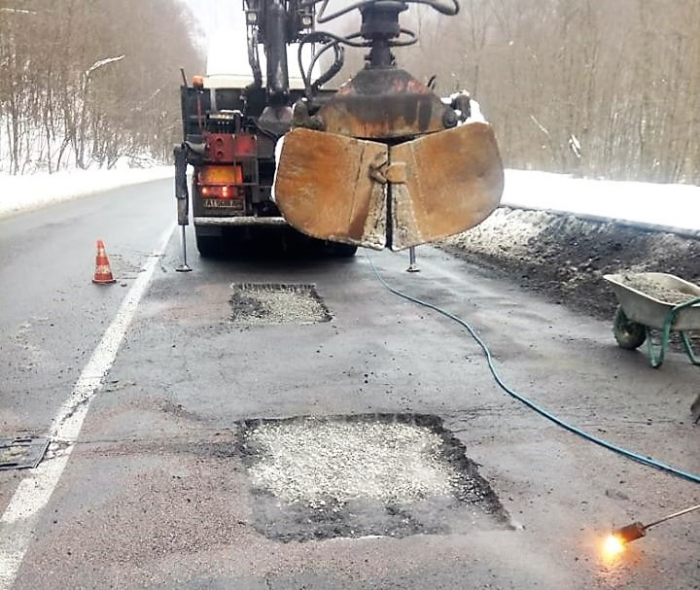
[613,307,646,350]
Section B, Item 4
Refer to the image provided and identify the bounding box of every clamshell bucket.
[274,58,503,251]
[274,121,503,251]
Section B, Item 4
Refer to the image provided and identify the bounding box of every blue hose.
[369,256,700,485]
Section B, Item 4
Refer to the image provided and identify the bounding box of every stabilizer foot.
[406,246,420,273]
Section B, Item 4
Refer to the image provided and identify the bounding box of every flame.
[602,534,626,562]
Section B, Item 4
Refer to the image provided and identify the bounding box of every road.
[0,179,698,589]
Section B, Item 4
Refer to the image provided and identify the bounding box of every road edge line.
[0,222,175,589]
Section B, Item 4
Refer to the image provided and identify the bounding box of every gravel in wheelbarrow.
[618,273,700,306]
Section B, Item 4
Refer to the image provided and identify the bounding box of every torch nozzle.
[606,503,699,552]
[611,521,647,544]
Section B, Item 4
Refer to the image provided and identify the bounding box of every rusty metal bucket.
[274,122,503,251]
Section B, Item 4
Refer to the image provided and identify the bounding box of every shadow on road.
[194,227,360,271]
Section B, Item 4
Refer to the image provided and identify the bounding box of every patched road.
[1,181,698,589]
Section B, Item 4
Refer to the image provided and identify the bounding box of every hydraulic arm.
[273,0,504,250]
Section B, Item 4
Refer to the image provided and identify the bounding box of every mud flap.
[274,123,503,251]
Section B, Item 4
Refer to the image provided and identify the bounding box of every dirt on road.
[443,207,700,321]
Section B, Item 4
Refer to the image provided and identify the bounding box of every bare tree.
[0,0,204,173]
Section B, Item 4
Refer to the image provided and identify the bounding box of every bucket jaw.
[274,130,389,249]
[274,121,504,251]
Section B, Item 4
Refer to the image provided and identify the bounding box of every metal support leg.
[407,246,420,273]
[175,225,192,272]
[174,144,192,273]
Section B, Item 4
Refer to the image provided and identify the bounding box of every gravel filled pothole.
[238,414,509,541]
[229,283,331,325]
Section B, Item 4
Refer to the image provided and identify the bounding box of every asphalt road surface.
[1,180,698,589]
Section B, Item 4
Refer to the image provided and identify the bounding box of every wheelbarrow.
[603,272,700,368]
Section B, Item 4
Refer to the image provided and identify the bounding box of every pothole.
[238,414,509,541]
[230,283,331,325]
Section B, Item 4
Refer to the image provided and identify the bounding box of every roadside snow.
[0,166,173,220]
[1,164,698,237]
[503,170,700,237]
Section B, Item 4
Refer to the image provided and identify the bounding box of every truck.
[174,4,355,258]
[175,0,505,261]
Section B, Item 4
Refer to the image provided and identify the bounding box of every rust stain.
[317,67,449,140]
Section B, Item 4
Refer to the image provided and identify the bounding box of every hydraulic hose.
[369,256,700,485]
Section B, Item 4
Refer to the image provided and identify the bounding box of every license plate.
[203,199,240,208]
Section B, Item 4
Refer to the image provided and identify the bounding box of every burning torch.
[603,503,700,559]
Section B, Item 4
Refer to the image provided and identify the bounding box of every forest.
[1,0,698,185]
[0,0,204,173]
[378,0,700,183]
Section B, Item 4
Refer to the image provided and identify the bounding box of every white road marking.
[0,223,175,589]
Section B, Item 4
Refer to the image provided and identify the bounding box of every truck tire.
[195,230,222,258]
[613,306,646,350]
[331,243,358,258]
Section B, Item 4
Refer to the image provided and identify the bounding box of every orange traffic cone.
[92,239,116,284]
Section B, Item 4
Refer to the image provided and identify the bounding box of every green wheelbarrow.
[603,272,700,368]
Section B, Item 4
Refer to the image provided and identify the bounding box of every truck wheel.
[613,307,646,350]
[331,243,358,258]
[195,231,222,258]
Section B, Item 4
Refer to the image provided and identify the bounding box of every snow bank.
[0,166,173,220]
[2,162,698,238]
[503,170,700,236]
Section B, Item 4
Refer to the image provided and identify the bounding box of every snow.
[0,166,173,220]
[465,100,486,124]
[441,93,487,124]
[1,157,699,240]
[85,55,125,77]
[271,136,284,203]
[502,170,700,237]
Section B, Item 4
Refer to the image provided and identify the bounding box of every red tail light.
[199,185,241,199]
[199,165,243,185]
